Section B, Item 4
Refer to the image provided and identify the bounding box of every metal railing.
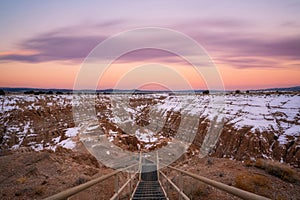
[110,170,139,200]
[159,170,189,200]
[43,164,139,200]
[159,165,271,200]
[44,153,271,200]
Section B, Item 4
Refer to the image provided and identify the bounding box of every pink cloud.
[0,19,299,70]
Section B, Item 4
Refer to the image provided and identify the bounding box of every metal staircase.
[131,159,167,200]
[44,155,271,200]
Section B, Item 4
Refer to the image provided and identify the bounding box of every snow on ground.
[135,129,158,143]
[0,95,84,151]
[58,138,76,149]
[41,127,79,151]
[30,128,79,152]
[65,127,80,137]
[0,93,299,151]
[223,94,300,135]
[105,93,300,145]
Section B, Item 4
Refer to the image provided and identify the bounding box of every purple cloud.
[176,18,252,30]
[0,35,106,63]
[188,29,300,68]
[0,20,125,63]
[1,18,300,70]
[215,56,281,69]
[208,35,300,58]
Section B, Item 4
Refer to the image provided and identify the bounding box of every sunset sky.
[0,0,300,90]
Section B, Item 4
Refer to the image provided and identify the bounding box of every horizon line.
[1,85,300,92]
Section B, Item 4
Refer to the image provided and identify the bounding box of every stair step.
[134,193,165,195]
[133,196,166,199]
[132,160,166,200]
[135,189,163,192]
[133,198,166,199]
[134,191,164,194]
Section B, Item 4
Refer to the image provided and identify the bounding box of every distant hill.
[0,88,73,94]
[0,86,299,94]
[255,86,300,92]
[0,87,201,94]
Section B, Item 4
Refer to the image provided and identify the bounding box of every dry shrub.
[255,159,299,183]
[34,186,45,195]
[244,160,255,167]
[183,177,210,200]
[235,172,270,197]
[16,177,27,184]
[73,175,91,186]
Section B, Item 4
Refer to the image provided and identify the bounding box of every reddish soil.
[0,143,117,200]
[1,144,299,199]
[165,155,300,200]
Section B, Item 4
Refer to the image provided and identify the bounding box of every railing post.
[160,171,190,200]
[129,171,132,196]
[114,174,119,200]
[179,172,183,200]
[165,170,169,198]
[139,151,142,181]
[166,179,169,197]
[165,171,169,197]
[156,151,159,180]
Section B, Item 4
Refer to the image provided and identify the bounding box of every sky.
[0,0,300,90]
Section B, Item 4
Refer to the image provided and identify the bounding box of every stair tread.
[132,160,166,200]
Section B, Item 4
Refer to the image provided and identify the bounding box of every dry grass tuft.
[16,177,27,184]
[255,159,299,183]
[34,186,45,195]
[183,178,210,200]
[73,175,91,186]
[235,172,271,197]
[244,160,255,167]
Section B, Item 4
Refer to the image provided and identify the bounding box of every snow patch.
[65,127,80,137]
[59,138,76,149]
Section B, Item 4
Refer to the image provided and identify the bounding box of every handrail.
[159,171,189,200]
[110,171,139,200]
[165,165,270,200]
[43,164,138,200]
[43,154,271,200]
